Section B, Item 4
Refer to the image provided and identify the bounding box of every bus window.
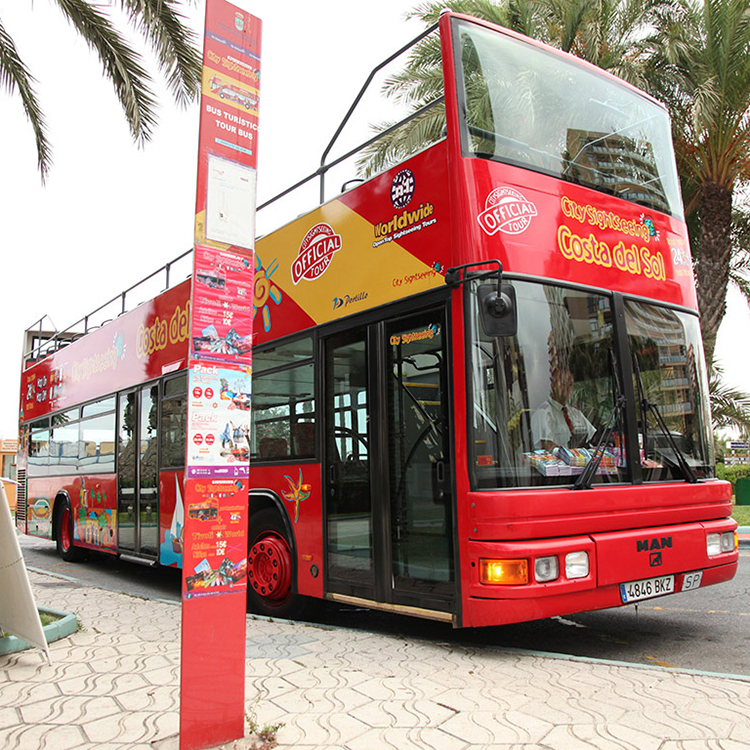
[29,417,50,477]
[161,374,187,468]
[164,373,187,398]
[625,300,713,480]
[455,18,681,216]
[79,411,116,473]
[468,279,621,488]
[82,396,116,417]
[252,338,315,460]
[50,411,80,475]
[253,337,313,374]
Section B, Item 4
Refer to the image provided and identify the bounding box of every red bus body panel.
[24,474,117,553]
[21,280,191,423]
[245,464,324,599]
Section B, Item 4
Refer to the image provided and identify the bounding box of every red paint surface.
[26,475,117,552]
[248,464,324,599]
[179,592,247,750]
[181,2,260,747]
[21,281,190,423]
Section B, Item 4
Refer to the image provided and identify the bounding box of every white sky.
[0,0,747,439]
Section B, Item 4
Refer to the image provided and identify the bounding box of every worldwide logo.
[391,169,415,209]
[477,186,538,236]
[292,223,342,284]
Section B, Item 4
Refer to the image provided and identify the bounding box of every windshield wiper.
[632,353,698,484]
[573,349,624,490]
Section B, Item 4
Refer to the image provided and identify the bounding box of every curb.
[0,606,77,656]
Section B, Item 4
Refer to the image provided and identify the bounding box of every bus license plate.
[620,575,674,603]
[681,571,703,591]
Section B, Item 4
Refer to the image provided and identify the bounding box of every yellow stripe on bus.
[257,199,443,325]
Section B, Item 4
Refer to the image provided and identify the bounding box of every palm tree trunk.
[695,182,733,364]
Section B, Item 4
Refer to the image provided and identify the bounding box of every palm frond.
[356,100,446,178]
[710,360,750,433]
[53,0,158,144]
[118,0,202,107]
[0,18,52,181]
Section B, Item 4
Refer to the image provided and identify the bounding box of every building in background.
[1,438,18,511]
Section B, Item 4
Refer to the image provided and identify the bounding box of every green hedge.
[715,463,750,492]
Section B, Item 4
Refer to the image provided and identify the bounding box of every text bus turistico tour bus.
[17,12,738,627]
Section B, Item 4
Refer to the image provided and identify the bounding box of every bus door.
[117,383,159,559]
[386,309,453,610]
[324,327,375,599]
[324,307,454,612]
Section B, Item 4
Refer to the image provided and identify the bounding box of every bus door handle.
[328,463,338,487]
[435,460,445,484]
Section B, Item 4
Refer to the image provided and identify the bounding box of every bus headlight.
[707,531,736,556]
[479,558,529,585]
[565,551,589,579]
[534,556,559,582]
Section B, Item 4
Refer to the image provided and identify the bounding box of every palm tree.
[643,0,750,363]
[0,0,202,183]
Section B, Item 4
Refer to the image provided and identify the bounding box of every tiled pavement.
[2,569,750,750]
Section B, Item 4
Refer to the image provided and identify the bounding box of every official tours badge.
[292,223,342,284]
[477,186,538,236]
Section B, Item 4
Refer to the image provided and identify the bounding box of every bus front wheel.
[54,499,85,562]
[247,509,308,619]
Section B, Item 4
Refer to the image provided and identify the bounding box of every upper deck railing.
[23,250,193,365]
[23,22,444,367]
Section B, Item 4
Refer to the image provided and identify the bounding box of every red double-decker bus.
[17,13,738,627]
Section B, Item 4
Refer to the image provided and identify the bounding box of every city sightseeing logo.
[477,186,538,236]
[291,223,342,285]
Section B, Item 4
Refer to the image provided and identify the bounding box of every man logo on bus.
[292,223,342,284]
[477,186,538,236]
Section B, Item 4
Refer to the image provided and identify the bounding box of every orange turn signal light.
[479,558,529,585]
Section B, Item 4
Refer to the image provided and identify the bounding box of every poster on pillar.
[181,3,259,747]
[183,0,260,604]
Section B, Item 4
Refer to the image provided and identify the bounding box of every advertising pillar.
[179,2,261,748]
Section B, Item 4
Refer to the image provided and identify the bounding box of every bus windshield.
[467,279,713,488]
[454,19,683,218]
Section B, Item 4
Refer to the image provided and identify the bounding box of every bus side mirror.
[478,283,517,337]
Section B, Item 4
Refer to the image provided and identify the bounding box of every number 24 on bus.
[17,13,738,628]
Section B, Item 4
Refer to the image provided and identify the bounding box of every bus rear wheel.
[247,509,308,619]
[54,499,85,562]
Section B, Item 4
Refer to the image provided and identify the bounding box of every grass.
[732,503,750,527]
[39,612,60,627]
[0,611,60,640]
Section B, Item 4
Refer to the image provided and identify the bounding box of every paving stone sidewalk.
[2,569,750,750]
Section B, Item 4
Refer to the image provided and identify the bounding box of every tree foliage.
[0,0,202,182]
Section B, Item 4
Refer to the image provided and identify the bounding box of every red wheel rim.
[60,506,72,552]
[248,532,292,603]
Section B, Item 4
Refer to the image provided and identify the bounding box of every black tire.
[54,498,86,562]
[247,508,312,619]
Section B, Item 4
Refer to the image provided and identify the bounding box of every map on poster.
[206,155,257,248]
[192,244,254,366]
[187,363,252,478]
